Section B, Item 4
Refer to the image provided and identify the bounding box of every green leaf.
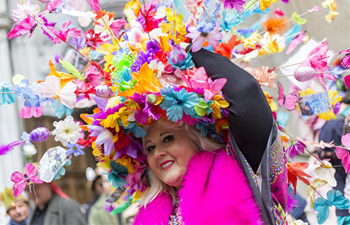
[59,59,84,80]
[292,12,307,25]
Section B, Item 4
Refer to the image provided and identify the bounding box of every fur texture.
[134,150,262,225]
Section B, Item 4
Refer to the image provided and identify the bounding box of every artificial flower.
[100,106,130,132]
[94,15,113,39]
[167,44,194,70]
[19,106,44,118]
[7,15,36,39]
[259,0,278,11]
[88,125,117,156]
[210,95,229,119]
[160,8,186,38]
[48,20,82,44]
[108,161,128,189]
[314,161,337,187]
[223,0,245,12]
[194,98,213,116]
[259,32,285,54]
[241,32,261,49]
[131,93,161,124]
[263,17,288,34]
[66,143,85,157]
[325,10,339,23]
[245,66,277,88]
[215,35,241,59]
[287,141,306,159]
[12,0,41,22]
[52,116,82,146]
[160,87,199,122]
[125,163,147,194]
[186,21,223,52]
[287,162,312,195]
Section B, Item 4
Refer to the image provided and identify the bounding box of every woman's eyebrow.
[160,132,171,137]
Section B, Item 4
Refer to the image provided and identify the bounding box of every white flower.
[23,144,37,156]
[94,15,113,39]
[149,60,164,78]
[12,0,41,22]
[52,116,81,146]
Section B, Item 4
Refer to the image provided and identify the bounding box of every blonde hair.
[139,120,223,207]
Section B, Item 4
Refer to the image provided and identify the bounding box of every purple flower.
[88,125,115,156]
[223,0,245,12]
[66,143,85,157]
[146,39,160,54]
[167,44,194,70]
[125,164,147,194]
[131,93,161,124]
[131,51,153,72]
[333,102,341,115]
[287,141,306,159]
[186,21,223,52]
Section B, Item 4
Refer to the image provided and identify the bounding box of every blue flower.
[108,161,128,190]
[167,44,194,70]
[160,87,198,122]
[0,81,16,106]
[53,99,73,119]
[13,79,41,107]
[66,144,85,157]
[121,121,146,138]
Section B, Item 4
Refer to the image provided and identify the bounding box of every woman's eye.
[163,135,174,143]
[147,146,155,152]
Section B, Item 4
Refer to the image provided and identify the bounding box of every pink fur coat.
[134,149,262,225]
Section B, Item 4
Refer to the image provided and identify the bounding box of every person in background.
[318,91,350,225]
[26,182,86,225]
[88,175,120,225]
[1,188,30,225]
[84,175,103,221]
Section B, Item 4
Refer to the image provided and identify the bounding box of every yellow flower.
[306,178,327,208]
[160,8,186,39]
[116,155,135,173]
[325,11,339,23]
[97,155,112,171]
[317,90,341,120]
[125,0,141,17]
[264,91,277,112]
[100,107,130,132]
[132,189,148,203]
[259,0,278,11]
[241,32,261,49]
[106,96,123,110]
[322,0,337,11]
[210,95,229,119]
[92,142,102,157]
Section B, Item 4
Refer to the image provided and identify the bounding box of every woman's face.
[145,123,197,188]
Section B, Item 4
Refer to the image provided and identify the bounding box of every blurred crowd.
[2,173,138,225]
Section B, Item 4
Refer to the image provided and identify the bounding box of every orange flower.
[287,162,312,195]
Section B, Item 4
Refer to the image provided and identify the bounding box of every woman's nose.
[154,147,166,159]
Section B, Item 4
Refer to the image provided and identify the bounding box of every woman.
[133,49,287,225]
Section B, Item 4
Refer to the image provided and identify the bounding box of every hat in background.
[0,188,25,212]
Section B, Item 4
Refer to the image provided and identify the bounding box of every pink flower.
[223,0,245,12]
[125,164,147,194]
[287,141,306,159]
[8,15,36,39]
[186,21,223,52]
[47,20,82,44]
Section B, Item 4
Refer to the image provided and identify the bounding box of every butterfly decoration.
[306,178,327,207]
[39,75,77,109]
[335,133,350,173]
[11,163,43,197]
[277,82,300,111]
[286,31,306,55]
[313,190,350,224]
